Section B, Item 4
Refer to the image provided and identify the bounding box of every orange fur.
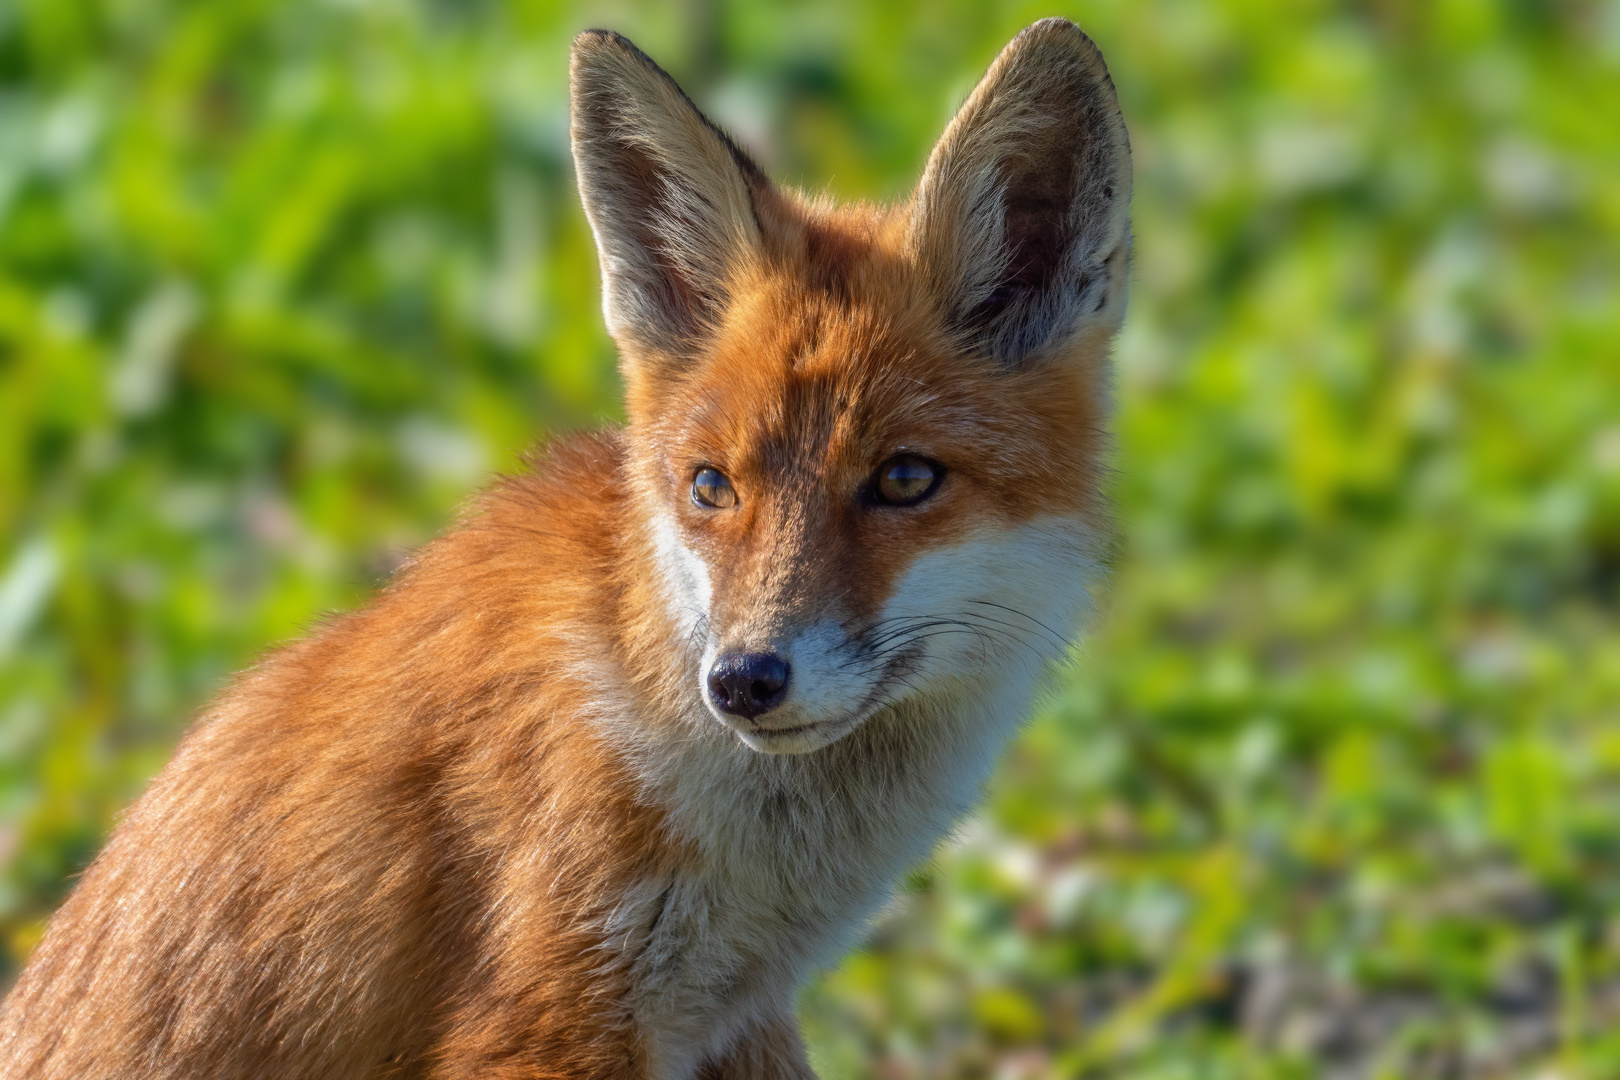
[0,20,1130,1079]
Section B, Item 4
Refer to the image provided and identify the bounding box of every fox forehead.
[636,258,1111,530]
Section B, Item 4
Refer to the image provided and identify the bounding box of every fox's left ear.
[908,19,1132,366]
[570,30,769,364]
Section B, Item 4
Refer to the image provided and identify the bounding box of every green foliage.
[2,1,1616,1075]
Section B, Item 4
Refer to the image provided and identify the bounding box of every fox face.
[637,277,1112,753]
[572,24,1130,754]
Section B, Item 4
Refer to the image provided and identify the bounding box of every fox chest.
[621,840,890,1077]
[604,689,1029,1076]
[616,777,953,1079]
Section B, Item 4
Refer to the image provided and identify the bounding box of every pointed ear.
[907,19,1132,366]
[570,30,768,360]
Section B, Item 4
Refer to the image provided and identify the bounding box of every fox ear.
[908,19,1132,366]
[570,30,767,360]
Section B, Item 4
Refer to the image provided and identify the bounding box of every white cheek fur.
[874,519,1098,687]
[670,516,1099,753]
[650,512,712,636]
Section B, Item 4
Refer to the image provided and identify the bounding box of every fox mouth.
[745,719,824,739]
[732,717,859,755]
[720,646,922,754]
[735,695,904,753]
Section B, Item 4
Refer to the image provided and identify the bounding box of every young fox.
[0,18,1130,1079]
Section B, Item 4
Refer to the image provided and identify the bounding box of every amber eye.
[691,467,737,509]
[873,455,942,507]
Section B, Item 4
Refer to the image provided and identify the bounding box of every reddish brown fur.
[627,200,1112,650]
[0,435,685,1078]
[0,19,1130,1078]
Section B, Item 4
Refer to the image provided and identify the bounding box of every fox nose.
[707,652,790,720]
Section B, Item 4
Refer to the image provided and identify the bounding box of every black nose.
[707,652,790,720]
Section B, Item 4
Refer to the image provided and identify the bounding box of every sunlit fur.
[0,19,1130,1080]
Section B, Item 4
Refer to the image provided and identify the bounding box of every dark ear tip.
[1015,16,1089,45]
[1017,17,1108,57]
[1020,16,1084,36]
[570,29,695,106]
[570,28,654,76]
[570,29,620,83]
[1008,17,1112,73]
[1003,18,1125,145]
[573,27,632,53]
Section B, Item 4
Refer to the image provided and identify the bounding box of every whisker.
[953,615,1056,661]
[846,619,966,659]
[966,600,1071,651]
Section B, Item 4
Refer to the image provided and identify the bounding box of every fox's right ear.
[570,30,767,364]
[908,19,1132,367]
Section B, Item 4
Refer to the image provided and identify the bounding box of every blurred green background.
[2,0,1617,1076]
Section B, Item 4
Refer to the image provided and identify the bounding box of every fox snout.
[695,617,877,754]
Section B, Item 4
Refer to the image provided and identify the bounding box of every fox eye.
[691,467,737,509]
[873,455,942,507]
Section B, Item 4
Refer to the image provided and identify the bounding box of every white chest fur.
[609,681,1032,1079]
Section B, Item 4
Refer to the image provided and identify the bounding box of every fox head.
[571,20,1130,754]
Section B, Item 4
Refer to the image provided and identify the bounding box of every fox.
[0,17,1130,1080]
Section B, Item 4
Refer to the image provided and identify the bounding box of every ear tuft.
[907,18,1132,366]
[570,31,768,361]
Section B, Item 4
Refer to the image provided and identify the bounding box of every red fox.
[0,18,1130,1079]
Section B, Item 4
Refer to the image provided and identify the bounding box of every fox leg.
[697,1014,817,1080]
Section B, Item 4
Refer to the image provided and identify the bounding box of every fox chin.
[0,18,1131,1080]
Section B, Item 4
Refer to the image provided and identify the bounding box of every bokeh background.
[2,0,1617,1076]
